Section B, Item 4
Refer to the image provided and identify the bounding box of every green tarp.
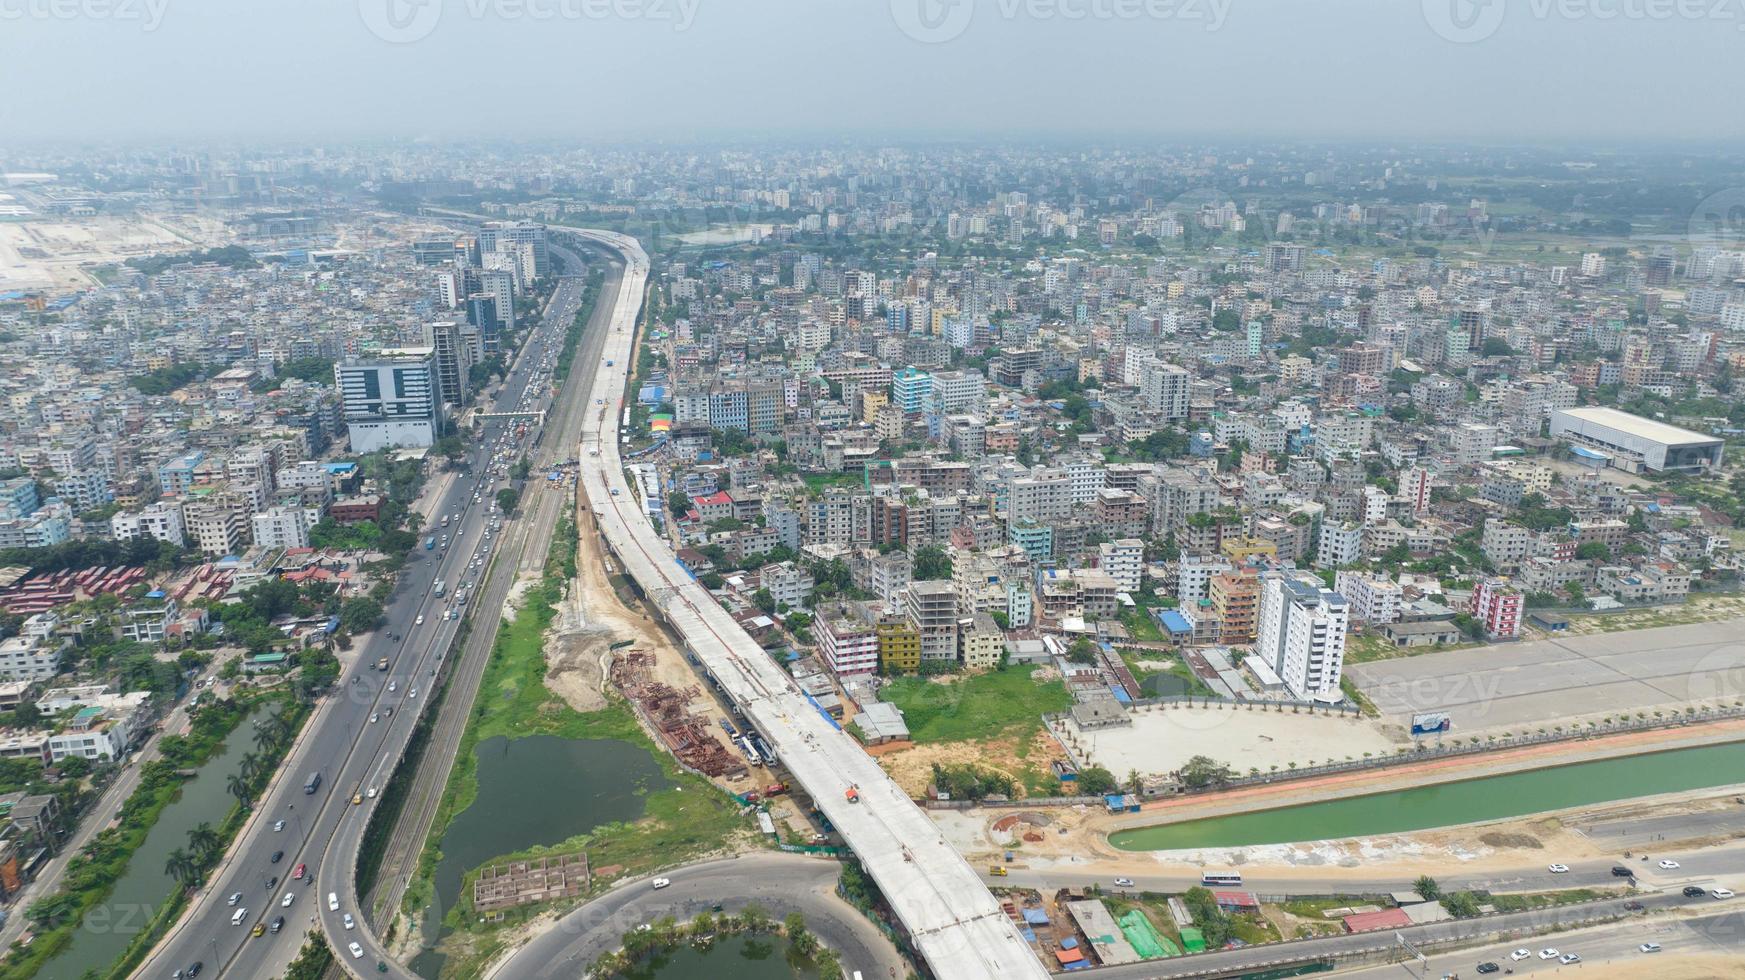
[1178,926,1207,953]
[1116,910,1179,959]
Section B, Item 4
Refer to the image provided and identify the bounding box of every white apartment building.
[1333,571,1403,624]
[1174,555,1233,603]
[1098,539,1144,593]
[1315,522,1363,570]
[758,561,815,611]
[815,604,880,677]
[251,506,312,550]
[111,501,186,548]
[1257,574,1350,702]
[0,629,67,683]
[904,580,960,662]
[1061,459,1107,504]
[1140,362,1191,419]
[184,498,248,557]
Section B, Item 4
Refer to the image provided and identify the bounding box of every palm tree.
[253,723,279,753]
[164,848,198,890]
[239,752,263,786]
[226,773,252,808]
[188,822,221,865]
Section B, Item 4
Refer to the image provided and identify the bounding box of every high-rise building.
[479,268,517,346]
[423,320,476,409]
[1470,577,1524,638]
[334,349,444,453]
[1256,574,1350,701]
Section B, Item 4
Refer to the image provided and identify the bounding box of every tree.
[913,544,954,580]
[1574,541,1611,562]
[1414,874,1443,901]
[339,596,385,634]
[1066,638,1097,664]
[752,587,776,614]
[1178,755,1235,789]
[668,491,691,518]
[1444,891,1481,917]
[188,822,221,865]
[226,772,253,808]
[496,487,521,515]
[54,755,92,779]
[1076,766,1118,796]
[165,847,199,890]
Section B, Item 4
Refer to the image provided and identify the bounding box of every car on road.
[281,891,295,907]
[352,793,363,805]
[1538,948,1559,960]
[1639,943,1662,953]
[367,786,377,798]
[1659,859,1681,869]
[273,820,286,832]
[1714,887,1736,899]
[1475,964,1499,975]
[1559,953,1581,965]
[252,922,266,937]
[270,850,283,863]
[1685,885,1707,897]
[1509,949,1531,961]
[1113,877,1134,888]
[651,877,671,889]
[409,688,417,699]
[370,712,378,724]
[415,614,425,626]
[294,863,307,880]
[180,963,203,978]
[227,891,242,906]
[344,913,355,930]
[1624,900,1644,911]
[348,942,364,960]
[988,866,1007,876]
[1547,864,1569,873]
[388,681,397,693]
[270,916,284,934]
[329,892,340,911]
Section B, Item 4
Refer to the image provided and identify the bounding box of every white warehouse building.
[1549,407,1724,474]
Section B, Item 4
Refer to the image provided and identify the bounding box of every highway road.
[136,270,593,980]
[484,854,908,980]
[567,229,1045,980]
[358,242,620,943]
[986,841,1745,902]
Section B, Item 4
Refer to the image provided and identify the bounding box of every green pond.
[1111,741,1745,851]
[411,734,670,978]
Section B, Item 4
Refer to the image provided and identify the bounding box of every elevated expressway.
[568,229,1046,980]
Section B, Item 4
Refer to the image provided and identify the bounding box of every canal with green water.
[38,709,262,980]
[411,734,670,978]
[1111,741,1745,851]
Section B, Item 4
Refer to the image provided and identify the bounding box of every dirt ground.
[878,728,1067,798]
[543,498,758,795]
[1577,956,1745,979]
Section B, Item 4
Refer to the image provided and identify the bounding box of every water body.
[411,735,670,978]
[1112,741,1745,851]
[39,710,261,980]
[626,935,818,980]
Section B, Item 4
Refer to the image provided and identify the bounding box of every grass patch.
[1485,887,1622,912]
[1121,610,1164,642]
[404,510,753,974]
[881,665,1071,744]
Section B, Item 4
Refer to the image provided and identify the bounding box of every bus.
[433,579,447,597]
[424,536,436,551]
[1201,871,1242,887]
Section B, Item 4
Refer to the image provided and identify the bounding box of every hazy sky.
[2,0,1740,144]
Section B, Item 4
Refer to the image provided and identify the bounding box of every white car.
[1113,877,1134,888]
[370,713,378,724]
[328,892,340,911]
[1510,949,1531,961]
[273,820,286,832]
[415,614,425,626]
[348,942,364,960]
[281,891,295,908]
[1538,948,1560,960]
[1547,864,1570,873]
[367,787,377,798]
[388,681,397,693]
[1659,859,1681,870]
[651,877,672,890]
[1714,888,1736,899]
[408,688,418,699]
[1559,953,1581,965]
[343,913,356,931]
[1639,943,1662,953]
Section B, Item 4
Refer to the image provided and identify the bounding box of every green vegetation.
[929,762,1016,800]
[404,512,750,968]
[0,692,307,980]
[881,666,1071,744]
[124,245,257,276]
[552,268,605,383]
[587,906,841,979]
[127,361,211,395]
[282,933,334,980]
[0,533,185,574]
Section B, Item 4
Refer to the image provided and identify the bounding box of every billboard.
[1411,712,1452,736]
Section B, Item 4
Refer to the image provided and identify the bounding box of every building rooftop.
[1555,407,1721,448]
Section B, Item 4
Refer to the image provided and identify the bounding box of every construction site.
[609,648,748,779]
[473,853,592,913]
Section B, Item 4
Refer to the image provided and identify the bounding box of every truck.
[764,782,789,797]
[845,787,860,804]
[433,579,446,597]
[304,771,322,795]
[424,536,436,551]
[440,515,450,528]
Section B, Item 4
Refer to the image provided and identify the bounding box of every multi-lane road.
[137,266,595,980]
